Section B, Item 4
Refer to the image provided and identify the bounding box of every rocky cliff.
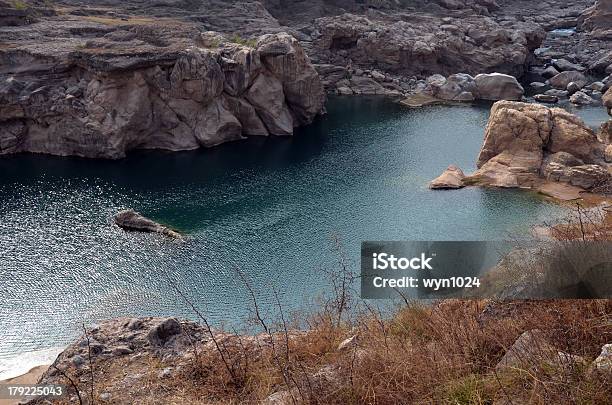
[0,10,325,159]
[0,0,606,158]
[579,0,612,40]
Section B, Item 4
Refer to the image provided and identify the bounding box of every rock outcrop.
[429,165,466,189]
[579,0,612,40]
[594,343,612,371]
[114,209,181,238]
[419,72,524,103]
[0,18,325,159]
[466,101,610,191]
[311,11,545,82]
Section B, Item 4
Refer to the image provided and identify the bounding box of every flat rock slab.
[536,182,584,201]
[400,93,459,108]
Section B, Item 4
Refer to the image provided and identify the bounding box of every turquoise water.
[0,97,607,378]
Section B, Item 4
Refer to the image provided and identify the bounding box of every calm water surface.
[0,97,608,378]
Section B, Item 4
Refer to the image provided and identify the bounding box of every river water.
[0,97,608,379]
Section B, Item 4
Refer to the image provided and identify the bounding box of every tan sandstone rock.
[469,101,607,190]
[429,165,466,189]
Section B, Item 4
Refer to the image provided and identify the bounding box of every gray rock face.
[147,318,183,347]
[549,71,588,90]
[417,72,527,103]
[552,58,585,72]
[311,12,545,79]
[546,164,610,189]
[570,91,598,105]
[579,0,612,40]
[474,73,524,101]
[429,73,477,101]
[0,24,325,158]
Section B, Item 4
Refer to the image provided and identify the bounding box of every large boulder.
[469,101,607,190]
[570,91,598,106]
[552,59,585,72]
[428,73,476,101]
[549,71,588,90]
[429,74,477,101]
[474,73,524,101]
[497,330,584,370]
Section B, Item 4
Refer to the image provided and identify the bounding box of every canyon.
[2,0,611,158]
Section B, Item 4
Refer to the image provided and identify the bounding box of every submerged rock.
[114,210,181,238]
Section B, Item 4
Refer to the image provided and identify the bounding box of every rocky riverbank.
[0,17,325,158]
[431,87,612,200]
[23,301,612,404]
[1,0,610,159]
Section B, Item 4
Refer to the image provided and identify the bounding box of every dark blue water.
[0,97,607,378]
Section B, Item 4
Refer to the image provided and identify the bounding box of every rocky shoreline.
[22,305,612,404]
[430,96,612,200]
[1,0,611,159]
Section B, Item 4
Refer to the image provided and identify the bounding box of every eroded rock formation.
[465,101,610,191]
[0,18,325,158]
[429,165,466,189]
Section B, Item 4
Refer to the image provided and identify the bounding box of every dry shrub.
[548,203,612,241]
[148,234,612,404]
[173,299,610,404]
[310,300,611,405]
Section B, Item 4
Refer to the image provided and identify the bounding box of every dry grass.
[158,300,610,405]
[548,203,612,241]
